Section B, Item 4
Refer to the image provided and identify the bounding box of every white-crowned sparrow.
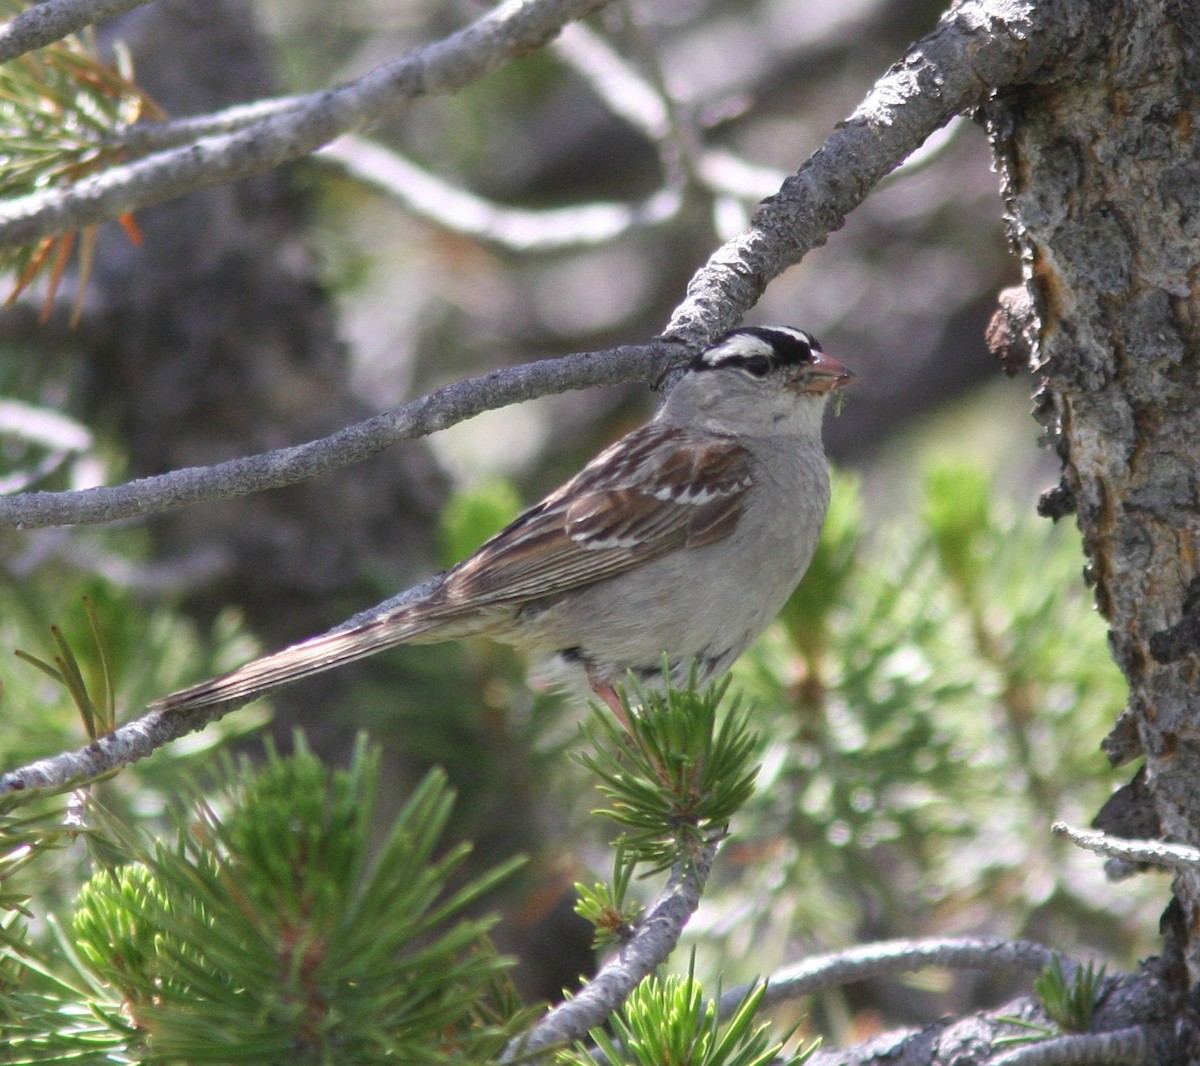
[151,326,853,719]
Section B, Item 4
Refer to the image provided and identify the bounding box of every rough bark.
[986,0,1200,999]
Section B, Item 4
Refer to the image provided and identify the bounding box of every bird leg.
[589,677,632,731]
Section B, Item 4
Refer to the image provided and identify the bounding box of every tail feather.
[150,614,440,714]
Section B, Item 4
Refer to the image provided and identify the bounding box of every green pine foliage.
[576,676,760,874]
[558,968,814,1066]
[691,459,1145,984]
[0,451,1154,1057]
[1034,955,1106,1033]
[0,1,162,320]
[1,739,528,1064]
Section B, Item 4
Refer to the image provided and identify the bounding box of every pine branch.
[501,836,719,1061]
[716,938,1063,1020]
[0,576,450,795]
[0,702,223,794]
[0,0,618,249]
[319,136,684,251]
[989,1026,1151,1066]
[0,0,155,64]
[1053,821,1200,872]
[0,340,675,529]
[663,0,1096,341]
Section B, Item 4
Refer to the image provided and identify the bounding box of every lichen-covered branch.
[0,0,154,63]
[0,341,673,529]
[716,938,1061,1019]
[0,0,616,248]
[501,840,718,1061]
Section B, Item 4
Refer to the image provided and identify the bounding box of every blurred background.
[0,0,1161,1047]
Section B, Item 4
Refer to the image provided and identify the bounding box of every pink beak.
[803,348,855,394]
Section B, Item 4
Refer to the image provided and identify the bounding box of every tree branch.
[318,136,683,251]
[501,839,719,1061]
[1053,821,1200,873]
[0,702,226,793]
[716,937,1062,1020]
[990,1026,1151,1066]
[663,0,1089,342]
[0,341,676,530]
[0,0,616,248]
[0,0,155,63]
[0,577,445,795]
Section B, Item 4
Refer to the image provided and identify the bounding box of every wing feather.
[427,424,752,613]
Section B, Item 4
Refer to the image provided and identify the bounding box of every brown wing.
[150,425,751,714]
[428,423,753,612]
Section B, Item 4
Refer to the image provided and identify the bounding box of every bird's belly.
[522,505,819,691]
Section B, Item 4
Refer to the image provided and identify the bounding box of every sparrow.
[151,326,853,720]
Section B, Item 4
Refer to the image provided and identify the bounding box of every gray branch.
[0,0,155,63]
[0,0,616,248]
[717,937,1062,1020]
[0,702,229,793]
[663,0,1087,342]
[501,839,719,1061]
[0,341,675,529]
[990,1026,1151,1066]
[319,136,684,251]
[1053,821,1200,872]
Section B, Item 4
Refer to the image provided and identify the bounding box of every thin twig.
[0,703,223,793]
[552,20,670,141]
[501,839,719,1061]
[1053,821,1200,872]
[0,577,442,795]
[112,96,309,156]
[319,136,683,250]
[0,0,154,64]
[0,341,677,530]
[716,938,1062,1020]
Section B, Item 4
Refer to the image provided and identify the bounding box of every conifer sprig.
[576,672,760,874]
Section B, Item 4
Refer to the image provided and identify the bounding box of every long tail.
[149,613,441,714]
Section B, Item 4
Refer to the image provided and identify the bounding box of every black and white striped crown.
[691,326,823,375]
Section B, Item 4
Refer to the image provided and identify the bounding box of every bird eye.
[742,356,771,378]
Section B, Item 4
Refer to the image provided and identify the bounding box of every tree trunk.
[987,0,1200,987]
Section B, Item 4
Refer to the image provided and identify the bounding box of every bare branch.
[552,21,670,141]
[0,340,677,530]
[0,578,443,795]
[0,702,226,793]
[0,400,92,495]
[0,0,155,63]
[1053,821,1200,872]
[696,150,790,202]
[113,96,307,156]
[716,938,1062,1019]
[501,839,719,1061]
[990,1026,1151,1066]
[664,0,1087,341]
[0,0,617,248]
[319,136,683,250]
[0,0,1090,534]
